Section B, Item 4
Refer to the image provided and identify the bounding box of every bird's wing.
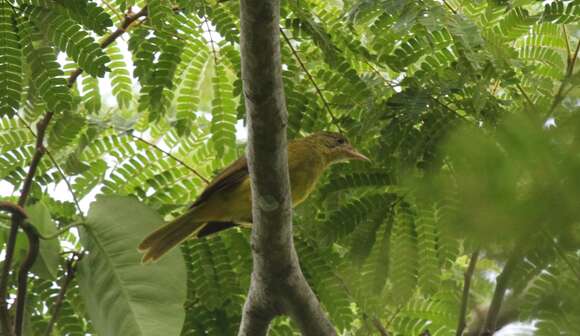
[191,155,249,207]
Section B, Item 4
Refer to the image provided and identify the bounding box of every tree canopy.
[0,0,579,335]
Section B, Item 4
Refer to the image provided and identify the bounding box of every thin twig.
[332,269,392,336]
[68,6,149,87]
[562,24,571,60]
[490,79,501,96]
[46,151,85,218]
[365,61,400,90]
[553,241,580,283]
[129,133,210,184]
[200,0,219,65]
[541,228,580,283]
[385,305,403,329]
[372,317,389,336]
[442,0,458,14]
[515,83,539,115]
[13,114,85,218]
[38,221,88,241]
[280,27,344,133]
[101,0,124,23]
[545,39,580,119]
[42,253,83,336]
[456,249,480,336]
[482,249,521,335]
[570,40,580,72]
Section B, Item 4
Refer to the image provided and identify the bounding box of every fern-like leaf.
[59,0,113,35]
[24,5,109,77]
[17,14,73,113]
[390,203,418,304]
[106,43,133,108]
[211,62,236,159]
[0,3,23,116]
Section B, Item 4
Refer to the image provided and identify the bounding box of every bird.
[138,131,369,263]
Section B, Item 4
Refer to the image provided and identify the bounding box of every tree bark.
[237,0,336,335]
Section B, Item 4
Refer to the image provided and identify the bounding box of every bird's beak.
[344,145,370,162]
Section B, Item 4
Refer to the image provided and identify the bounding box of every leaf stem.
[280,27,344,133]
[42,253,83,336]
[13,114,85,218]
[201,0,219,65]
[456,249,480,336]
[545,39,580,119]
[542,228,580,283]
[38,221,88,241]
[515,83,539,115]
[129,133,210,184]
[372,317,389,336]
[442,0,458,14]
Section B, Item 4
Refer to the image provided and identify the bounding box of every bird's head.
[307,131,370,164]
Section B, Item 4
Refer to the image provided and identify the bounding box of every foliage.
[78,196,186,336]
[0,0,579,335]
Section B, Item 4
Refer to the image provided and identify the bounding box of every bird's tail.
[138,211,205,263]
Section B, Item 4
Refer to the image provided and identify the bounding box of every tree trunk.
[237,0,336,335]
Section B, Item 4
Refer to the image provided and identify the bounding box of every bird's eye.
[336,138,346,145]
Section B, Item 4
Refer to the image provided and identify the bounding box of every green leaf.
[0,3,23,116]
[60,0,113,35]
[16,14,73,113]
[78,195,186,336]
[24,5,110,78]
[147,0,172,30]
[107,43,133,108]
[211,62,236,158]
[48,111,86,150]
[26,201,61,279]
[81,75,101,113]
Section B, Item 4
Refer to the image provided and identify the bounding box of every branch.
[481,250,521,335]
[465,295,520,336]
[279,28,343,132]
[371,317,389,336]
[237,0,335,335]
[0,8,150,335]
[0,112,52,336]
[67,7,148,86]
[14,114,85,217]
[14,222,39,336]
[0,202,27,219]
[545,39,580,119]
[456,249,480,336]
[42,253,83,336]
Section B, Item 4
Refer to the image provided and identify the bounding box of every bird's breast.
[289,154,326,206]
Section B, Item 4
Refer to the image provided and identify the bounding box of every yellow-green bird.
[139,131,369,263]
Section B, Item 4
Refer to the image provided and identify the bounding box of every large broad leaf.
[78,195,186,336]
[26,201,61,279]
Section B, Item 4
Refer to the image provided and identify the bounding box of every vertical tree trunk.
[237,0,336,335]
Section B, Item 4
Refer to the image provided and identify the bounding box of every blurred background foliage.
[0,0,579,335]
